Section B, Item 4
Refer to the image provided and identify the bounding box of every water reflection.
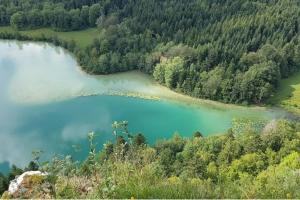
[0,40,287,172]
[0,40,169,105]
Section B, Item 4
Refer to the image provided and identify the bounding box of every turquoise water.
[0,40,286,173]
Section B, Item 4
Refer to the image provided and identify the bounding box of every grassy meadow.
[0,26,99,48]
[270,71,300,114]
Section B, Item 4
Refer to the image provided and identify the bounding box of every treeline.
[1,0,300,103]
[81,0,300,104]
[2,119,300,198]
[0,0,127,31]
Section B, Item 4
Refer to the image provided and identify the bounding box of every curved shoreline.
[0,37,293,117]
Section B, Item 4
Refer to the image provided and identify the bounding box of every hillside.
[1,120,300,199]
[0,0,300,104]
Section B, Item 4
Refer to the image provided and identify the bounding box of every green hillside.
[1,120,300,199]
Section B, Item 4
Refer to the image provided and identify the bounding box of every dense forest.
[1,119,300,198]
[1,0,300,104]
[1,1,300,199]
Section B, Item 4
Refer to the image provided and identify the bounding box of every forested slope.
[1,0,300,104]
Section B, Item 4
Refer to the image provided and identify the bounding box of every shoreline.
[0,37,296,117]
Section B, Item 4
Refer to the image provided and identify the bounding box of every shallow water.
[0,40,287,173]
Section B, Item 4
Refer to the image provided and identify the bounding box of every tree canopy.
[1,0,300,104]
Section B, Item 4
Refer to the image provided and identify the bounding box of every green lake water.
[0,40,288,173]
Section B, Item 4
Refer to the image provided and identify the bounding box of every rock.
[262,120,278,135]
[8,171,48,198]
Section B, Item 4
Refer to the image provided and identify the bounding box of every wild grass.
[0,26,99,48]
[270,71,300,114]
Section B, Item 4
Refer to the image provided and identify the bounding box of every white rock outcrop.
[8,171,48,195]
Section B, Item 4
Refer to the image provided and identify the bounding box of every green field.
[0,26,99,48]
[270,71,300,114]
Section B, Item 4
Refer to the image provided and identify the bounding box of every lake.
[0,40,287,173]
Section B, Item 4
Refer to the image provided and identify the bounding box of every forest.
[1,1,300,199]
[1,119,300,198]
[0,0,300,104]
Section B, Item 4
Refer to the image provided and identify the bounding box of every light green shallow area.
[0,40,288,173]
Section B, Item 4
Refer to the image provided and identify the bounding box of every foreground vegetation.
[1,120,300,199]
[1,0,300,105]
